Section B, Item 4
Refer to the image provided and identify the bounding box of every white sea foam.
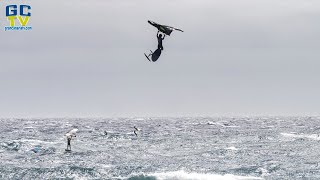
[16,139,58,144]
[281,133,320,140]
[147,170,263,180]
[226,146,238,151]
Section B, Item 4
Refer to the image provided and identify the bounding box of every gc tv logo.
[5,5,32,31]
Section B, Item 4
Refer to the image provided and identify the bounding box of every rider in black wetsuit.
[134,126,139,136]
[157,31,165,50]
[66,136,72,151]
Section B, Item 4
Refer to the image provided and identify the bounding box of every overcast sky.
[0,0,320,117]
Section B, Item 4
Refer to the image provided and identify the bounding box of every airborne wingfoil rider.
[144,20,183,62]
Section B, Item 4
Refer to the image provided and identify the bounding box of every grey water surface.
[1,117,320,179]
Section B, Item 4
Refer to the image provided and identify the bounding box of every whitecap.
[226,147,238,151]
[145,170,263,180]
[280,133,320,140]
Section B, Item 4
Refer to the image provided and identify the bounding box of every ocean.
[1,117,319,179]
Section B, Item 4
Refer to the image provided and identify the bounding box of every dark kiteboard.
[148,20,184,36]
[151,48,162,62]
[144,48,162,62]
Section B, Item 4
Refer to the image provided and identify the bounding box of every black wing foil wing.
[148,20,173,36]
[163,25,184,32]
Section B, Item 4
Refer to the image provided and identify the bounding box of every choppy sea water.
[1,117,320,180]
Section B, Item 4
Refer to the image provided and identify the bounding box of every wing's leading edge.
[148,20,183,35]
